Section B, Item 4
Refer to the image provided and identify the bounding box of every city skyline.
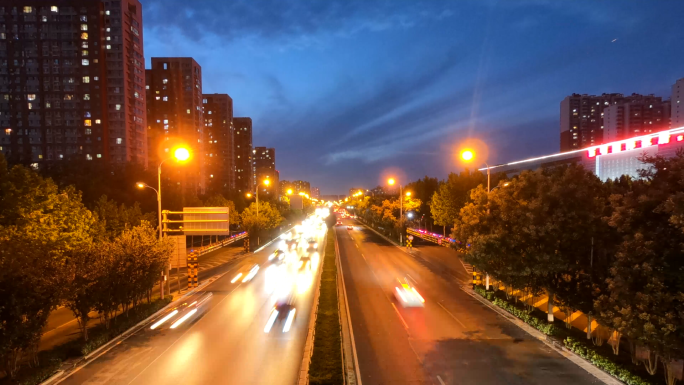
[141,0,684,193]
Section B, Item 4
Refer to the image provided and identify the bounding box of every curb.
[463,286,623,385]
[46,269,235,385]
[297,233,328,385]
[335,229,361,385]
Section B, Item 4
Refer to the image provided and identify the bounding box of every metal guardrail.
[188,232,248,258]
[406,228,457,247]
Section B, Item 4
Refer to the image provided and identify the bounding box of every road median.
[306,228,343,385]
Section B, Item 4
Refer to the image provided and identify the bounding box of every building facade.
[674,78,684,129]
[233,116,252,193]
[311,187,320,199]
[103,0,145,166]
[202,93,233,193]
[2,2,108,165]
[603,98,670,142]
[293,180,310,195]
[146,57,204,194]
[489,126,684,182]
[560,93,665,152]
[253,146,276,196]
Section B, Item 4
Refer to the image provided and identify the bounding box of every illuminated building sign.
[586,127,684,158]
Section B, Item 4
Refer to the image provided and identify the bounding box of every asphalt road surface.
[338,219,601,385]
[59,229,325,385]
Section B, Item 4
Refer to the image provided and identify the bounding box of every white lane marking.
[437,375,446,385]
[437,302,467,329]
[391,303,409,330]
[361,253,366,261]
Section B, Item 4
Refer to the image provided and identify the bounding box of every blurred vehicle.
[393,277,425,307]
[307,239,318,250]
[347,225,353,230]
[336,221,342,225]
[264,298,297,333]
[298,255,312,271]
[150,292,213,330]
[231,263,260,284]
[269,249,287,264]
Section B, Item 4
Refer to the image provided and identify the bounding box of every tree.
[597,152,684,377]
[431,169,486,235]
[94,195,156,237]
[203,194,240,227]
[241,201,284,237]
[405,176,440,228]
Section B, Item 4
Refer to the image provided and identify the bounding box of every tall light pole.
[136,146,191,298]
[247,179,271,245]
[388,178,410,246]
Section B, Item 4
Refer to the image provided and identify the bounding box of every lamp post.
[388,178,411,246]
[136,146,191,299]
[247,179,271,245]
[460,149,490,193]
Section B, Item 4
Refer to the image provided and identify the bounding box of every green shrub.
[563,337,653,385]
[474,286,558,336]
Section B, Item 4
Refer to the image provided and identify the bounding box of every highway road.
[338,219,601,385]
[59,227,325,385]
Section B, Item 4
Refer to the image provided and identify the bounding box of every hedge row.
[474,287,558,336]
[564,337,653,385]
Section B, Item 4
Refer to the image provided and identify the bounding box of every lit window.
[84,119,91,126]
[116,138,122,144]
[81,33,88,40]
[28,103,33,109]
[95,119,100,124]
[106,36,111,41]
[156,120,160,123]
[208,111,212,115]
[162,96,168,101]
[155,96,160,100]
[83,94,90,100]
[115,104,121,110]
[163,79,168,84]
[106,45,111,50]
[42,16,47,22]
[51,6,58,12]
[94,76,98,81]
[23,6,33,13]
[86,154,92,160]
[81,24,88,31]
[83,76,90,83]
[163,119,168,124]
[146,85,149,89]
[105,10,110,15]
[27,94,36,101]
[106,28,111,32]
[59,154,63,159]
[5,128,11,135]
[82,50,88,56]
[81,42,88,48]
[45,102,51,108]
[85,128,91,135]
[97,154,101,158]
[38,155,43,159]
[82,59,89,66]
[80,15,87,22]
[186,109,191,114]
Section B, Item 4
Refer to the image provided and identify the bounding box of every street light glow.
[388,178,396,186]
[405,192,411,197]
[263,179,270,186]
[246,193,252,198]
[136,182,145,188]
[461,149,474,162]
[174,147,190,161]
[287,189,293,195]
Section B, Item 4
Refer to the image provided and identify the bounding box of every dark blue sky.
[143,0,684,194]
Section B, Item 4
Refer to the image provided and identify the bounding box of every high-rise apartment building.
[233,117,252,193]
[253,146,276,196]
[603,98,670,142]
[280,180,294,196]
[146,57,204,195]
[673,78,684,129]
[560,93,662,152]
[0,1,146,166]
[202,93,233,193]
[311,187,320,199]
[293,180,310,195]
[102,0,146,166]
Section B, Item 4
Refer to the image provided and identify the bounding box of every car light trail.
[283,309,296,332]
[264,309,279,333]
[395,287,407,303]
[150,309,179,330]
[411,287,425,303]
[231,272,243,283]
[242,265,259,282]
[170,309,197,329]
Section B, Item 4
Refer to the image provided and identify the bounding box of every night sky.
[143,0,684,194]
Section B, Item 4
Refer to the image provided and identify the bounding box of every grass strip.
[308,228,343,385]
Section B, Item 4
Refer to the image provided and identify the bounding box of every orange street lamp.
[387,177,406,245]
[460,148,490,192]
[405,191,411,197]
[287,189,293,195]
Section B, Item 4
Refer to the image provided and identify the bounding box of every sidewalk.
[39,244,246,352]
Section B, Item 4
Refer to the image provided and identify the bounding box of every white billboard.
[168,235,187,268]
[182,207,230,235]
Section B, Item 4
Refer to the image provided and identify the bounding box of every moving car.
[231,263,260,284]
[347,225,353,230]
[269,249,287,264]
[393,277,425,307]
